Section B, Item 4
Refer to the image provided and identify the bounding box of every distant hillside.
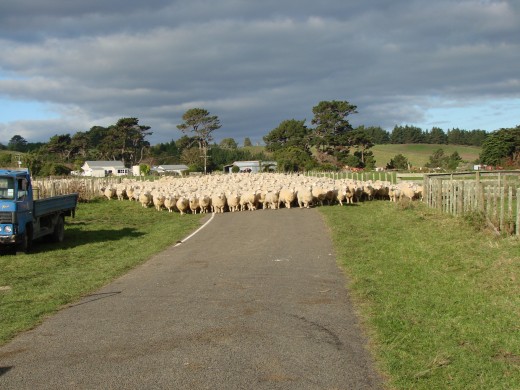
[371,144,481,168]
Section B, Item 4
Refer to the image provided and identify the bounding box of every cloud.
[0,0,519,145]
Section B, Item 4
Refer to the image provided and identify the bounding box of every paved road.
[0,208,383,389]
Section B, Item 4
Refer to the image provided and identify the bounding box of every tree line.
[0,101,518,175]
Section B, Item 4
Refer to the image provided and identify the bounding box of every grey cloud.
[0,0,519,144]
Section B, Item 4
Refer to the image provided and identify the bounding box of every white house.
[223,160,277,173]
[151,164,189,175]
[81,161,129,177]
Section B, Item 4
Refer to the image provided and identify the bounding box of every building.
[151,164,189,175]
[81,161,129,177]
[223,160,277,173]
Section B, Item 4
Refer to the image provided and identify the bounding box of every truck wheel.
[52,215,65,243]
[17,224,33,254]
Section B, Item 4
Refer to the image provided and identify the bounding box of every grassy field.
[1,199,518,389]
[371,144,482,168]
[319,202,519,389]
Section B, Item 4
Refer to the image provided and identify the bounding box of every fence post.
[517,188,520,236]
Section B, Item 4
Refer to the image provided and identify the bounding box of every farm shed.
[224,160,277,173]
[81,161,129,177]
[151,164,189,175]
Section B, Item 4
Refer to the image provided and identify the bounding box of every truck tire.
[17,224,33,254]
[52,215,65,243]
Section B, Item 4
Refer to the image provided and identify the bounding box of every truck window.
[0,177,15,200]
[17,179,27,199]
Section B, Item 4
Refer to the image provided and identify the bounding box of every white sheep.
[176,196,190,215]
[116,186,127,201]
[189,195,200,214]
[297,186,313,209]
[199,194,212,213]
[226,192,241,212]
[104,186,116,200]
[164,194,177,212]
[265,190,280,210]
[152,192,166,211]
[278,187,296,209]
[211,192,227,213]
[139,191,152,208]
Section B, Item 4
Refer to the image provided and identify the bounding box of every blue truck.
[0,169,78,253]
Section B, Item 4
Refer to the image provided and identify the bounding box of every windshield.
[0,177,15,200]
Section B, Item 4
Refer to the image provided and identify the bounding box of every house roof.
[83,161,126,168]
[155,165,189,170]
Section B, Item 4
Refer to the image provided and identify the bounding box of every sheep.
[311,186,327,206]
[363,183,375,201]
[189,194,200,214]
[139,191,152,208]
[116,186,127,201]
[126,186,135,201]
[336,186,347,206]
[226,192,241,212]
[297,186,313,209]
[199,194,211,213]
[104,186,116,200]
[265,190,280,210]
[278,187,296,209]
[176,196,190,215]
[211,192,227,213]
[239,191,257,211]
[324,187,338,205]
[164,194,177,212]
[152,192,166,211]
[388,185,401,203]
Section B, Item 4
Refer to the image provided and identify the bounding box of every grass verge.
[0,199,204,345]
[319,201,519,389]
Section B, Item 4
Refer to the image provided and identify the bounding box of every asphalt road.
[0,208,384,389]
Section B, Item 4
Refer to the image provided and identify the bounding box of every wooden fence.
[31,176,153,201]
[423,171,520,236]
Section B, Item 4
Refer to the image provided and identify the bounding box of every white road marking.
[173,213,215,247]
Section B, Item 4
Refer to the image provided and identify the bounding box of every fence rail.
[424,171,520,236]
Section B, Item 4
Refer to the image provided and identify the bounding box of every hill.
[371,144,481,168]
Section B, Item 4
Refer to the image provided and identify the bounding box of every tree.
[180,147,204,171]
[425,148,446,168]
[311,100,357,162]
[479,126,520,166]
[219,138,238,150]
[428,127,447,144]
[348,127,374,166]
[70,131,91,158]
[263,119,311,153]
[177,108,221,174]
[149,139,181,164]
[446,151,462,170]
[386,154,410,170]
[363,126,390,144]
[243,137,252,147]
[96,118,152,166]
[274,146,316,172]
[8,135,28,152]
[44,134,73,161]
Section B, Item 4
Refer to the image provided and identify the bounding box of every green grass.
[0,199,204,344]
[372,144,482,168]
[319,202,519,389]
[1,197,518,388]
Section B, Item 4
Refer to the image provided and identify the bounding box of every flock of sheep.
[101,173,423,214]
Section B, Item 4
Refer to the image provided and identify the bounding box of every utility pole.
[200,143,210,174]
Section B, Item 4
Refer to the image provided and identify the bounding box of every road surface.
[0,208,383,389]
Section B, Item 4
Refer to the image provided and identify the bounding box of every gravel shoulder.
[0,208,384,389]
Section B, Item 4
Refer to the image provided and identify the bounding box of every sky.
[0,0,519,146]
